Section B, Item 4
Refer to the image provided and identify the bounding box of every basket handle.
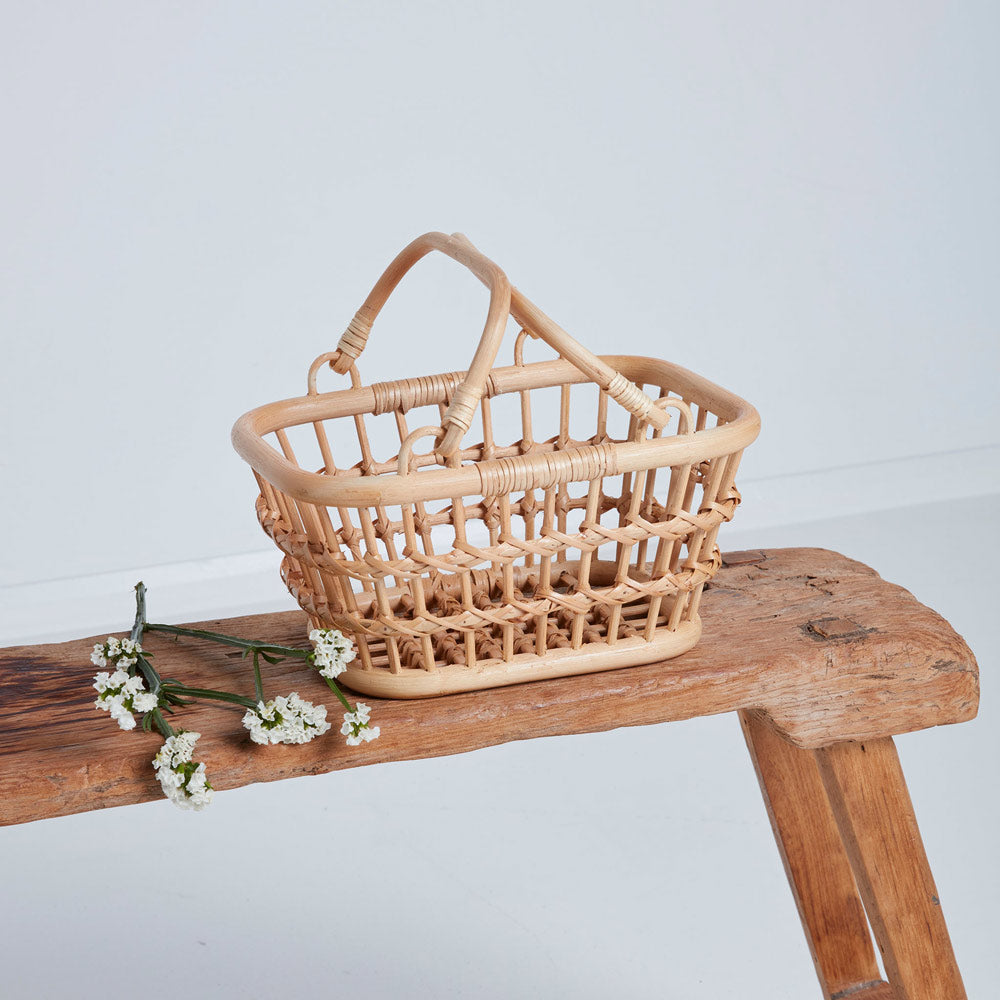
[450,234,669,432]
[331,232,512,458]
[332,232,668,456]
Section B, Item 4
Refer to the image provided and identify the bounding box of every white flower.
[92,666,158,731]
[108,695,135,725]
[341,702,380,746]
[132,690,158,713]
[115,637,141,668]
[93,668,127,695]
[152,731,214,810]
[242,693,331,746]
[309,627,357,679]
[91,635,143,670]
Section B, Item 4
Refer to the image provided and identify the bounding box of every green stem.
[131,581,147,645]
[163,684,259,710]
[135,586,352,726]
[135,657,160,697]
[252,650,264,704]
[143,621,311,660]
[322,675,353,712]
[150,708,174,740]
[130,582,163,696]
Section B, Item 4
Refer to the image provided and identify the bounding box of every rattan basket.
[232,232,760,697]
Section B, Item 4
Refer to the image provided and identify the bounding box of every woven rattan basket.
[232,232,760,697]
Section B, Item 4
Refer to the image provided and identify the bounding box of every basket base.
[338,617,702,698]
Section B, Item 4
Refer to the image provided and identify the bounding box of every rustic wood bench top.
[0,547,978,828]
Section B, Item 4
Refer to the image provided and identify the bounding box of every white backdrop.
[1,1,997,599]
[2,6,999,999]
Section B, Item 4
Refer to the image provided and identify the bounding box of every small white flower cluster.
[341,702,380,746]
[153,731,213,810]
[93,669,158,731]
[91,635,142,669]
[309,627,356,679]
[242,693,332,745]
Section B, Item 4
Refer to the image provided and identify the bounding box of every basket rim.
[232,353,760,507]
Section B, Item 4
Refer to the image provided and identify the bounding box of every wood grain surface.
[0,548,978,826]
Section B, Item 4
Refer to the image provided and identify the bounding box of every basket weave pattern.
[233,233,759,697]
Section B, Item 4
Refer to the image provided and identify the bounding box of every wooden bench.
[0,548,978,999]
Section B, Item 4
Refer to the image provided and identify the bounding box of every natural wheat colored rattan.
[231,232,760,697]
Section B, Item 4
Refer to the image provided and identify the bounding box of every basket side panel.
[250,367,746,693]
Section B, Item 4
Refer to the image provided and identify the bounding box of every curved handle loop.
[307,351,362,394]
[334,232,668,461]
[513,327,539,367]
[332,232,512,457]
[655,396,695,436]
[398,426,446,476]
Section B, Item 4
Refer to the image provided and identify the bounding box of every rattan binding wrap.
[232,233,760,697]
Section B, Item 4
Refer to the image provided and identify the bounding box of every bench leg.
[742,709,967,1000]
[815,737,966,1000]
[740,709,884,998]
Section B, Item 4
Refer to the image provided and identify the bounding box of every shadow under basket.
[232,232,760,698]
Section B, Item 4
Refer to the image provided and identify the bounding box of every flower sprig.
[90,582,379,810]
[342,702,380,745]
[310,627,356,679]
[91,636,141,669]
[93,666,158,730]
[153,731,213,810]
[243,693,331,745]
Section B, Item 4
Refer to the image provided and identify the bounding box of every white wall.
[2,2,997,599]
